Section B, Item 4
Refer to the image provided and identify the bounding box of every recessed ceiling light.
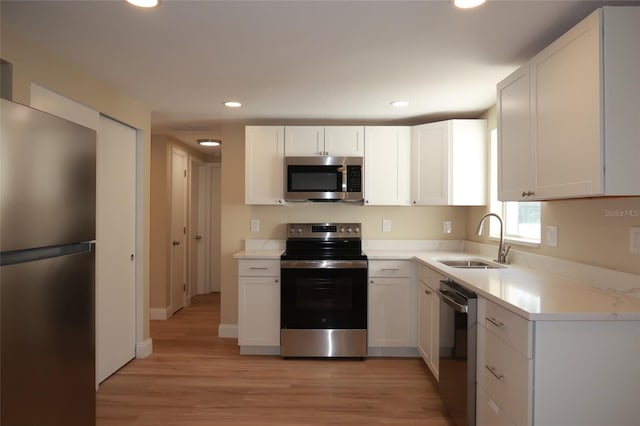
[391,101,409,108]
[224,101,242,108]
[453,0,487,9]
[126,0,159,8]
[197,138,222,147]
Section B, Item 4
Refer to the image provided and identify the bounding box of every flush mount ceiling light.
[453,0,486,9]
[223,101,242,108]
[197,138,222,147]
[391,101,409,108]
[126,0,159,8]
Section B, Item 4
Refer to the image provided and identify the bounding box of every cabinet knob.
[274,279,279,283]
[425,289,431,295]
[370,280,374,284]
[172,240,180,246]
[130,254,135,262]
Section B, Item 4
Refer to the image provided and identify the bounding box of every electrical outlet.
[631,227,640,254]
[545,226,558,247]
[250,219,260,233]
[443,221,452,234]
[382,219,391,233]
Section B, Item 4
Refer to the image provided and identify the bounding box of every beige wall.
[149,134,210,310]
[467,107,640,275]
[1,26,153,340]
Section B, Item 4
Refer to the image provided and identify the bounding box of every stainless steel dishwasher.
[437,279,477,426]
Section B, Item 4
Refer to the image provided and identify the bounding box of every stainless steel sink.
[437,258,505,269]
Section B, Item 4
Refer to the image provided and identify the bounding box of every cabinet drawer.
[477,385,515,426]
[238,259,280,277]
[478,297,532,358]
[368,260,411,277]
[477,325,532,426]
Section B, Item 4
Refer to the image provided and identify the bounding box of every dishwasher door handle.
[437,289,468,313]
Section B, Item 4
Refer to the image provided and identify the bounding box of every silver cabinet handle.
[380,268,400,271]
[485,364,504,381]
[249,267,269,270]
[486,316,504,328]
[172,240,180,246]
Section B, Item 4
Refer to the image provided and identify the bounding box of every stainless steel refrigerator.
[1,98,97,425]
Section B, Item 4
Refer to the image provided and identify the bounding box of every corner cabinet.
[411,120,487,206]
[363,126,411,206]
[284,126,364,157]
[245,126,285,205]
[498,6,640,201]
[237,259,281,355]
[367,260,416,356]
[416,263,442,380]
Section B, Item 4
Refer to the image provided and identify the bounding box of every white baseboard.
[136,338,153,359]
[218,323,238,338]
[150,306,171,320]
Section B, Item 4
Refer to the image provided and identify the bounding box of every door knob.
[172,240,181,246]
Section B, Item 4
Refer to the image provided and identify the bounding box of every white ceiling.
[2,0,638,152]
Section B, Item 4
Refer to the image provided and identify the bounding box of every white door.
[170,148,188,314]
[96,115,136,383]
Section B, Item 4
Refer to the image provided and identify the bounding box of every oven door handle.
[281,259,368,269]
[437,288,468,314]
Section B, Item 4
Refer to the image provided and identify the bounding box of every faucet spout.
[476,213,510,264]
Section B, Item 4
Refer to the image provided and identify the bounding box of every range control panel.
[286,223,361,239]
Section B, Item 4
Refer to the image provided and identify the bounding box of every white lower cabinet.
[367,260,416,353]
[417,263,442,379]
[477,297,532,426]
[237,259,280,353]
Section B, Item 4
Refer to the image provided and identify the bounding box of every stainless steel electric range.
[280,223,367,358]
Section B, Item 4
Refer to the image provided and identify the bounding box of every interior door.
[96,115,136,383]
[170,148,188,314]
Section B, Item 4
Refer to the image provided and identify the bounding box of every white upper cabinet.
[245,126,285,205]
[363,126,411,206]
[497,65,533,201]
[411,120,487,206]
[284,126,364,157]
[498,6,640,201]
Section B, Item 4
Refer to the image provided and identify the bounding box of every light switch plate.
[545,226,558,247]
[382,219,391,233]
[250,219,260,233]
[631,227,640,254]
[443,221,452,234]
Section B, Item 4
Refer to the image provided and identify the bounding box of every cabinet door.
[238,276,280,346]
[411,122,449,205]
[530,11,602,198]
[284,126,324,156]
[497,65,534,201]
[364,126,411,206]
[426,284,439,376]
[324,126,364,156]
[417,281,430,363]
[245,126,285,205]
[368,277,413,347]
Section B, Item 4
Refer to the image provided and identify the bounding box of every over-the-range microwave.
[284,156,363,202]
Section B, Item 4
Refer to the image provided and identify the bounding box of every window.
[489,129,541,244]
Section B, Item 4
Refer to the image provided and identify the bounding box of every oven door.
[280,260,367,330]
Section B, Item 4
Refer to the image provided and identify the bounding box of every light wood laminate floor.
[96,293,454,425]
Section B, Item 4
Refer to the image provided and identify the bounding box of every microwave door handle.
[341,166,347,192]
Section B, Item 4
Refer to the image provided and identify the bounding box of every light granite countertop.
[234,240,640,321]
